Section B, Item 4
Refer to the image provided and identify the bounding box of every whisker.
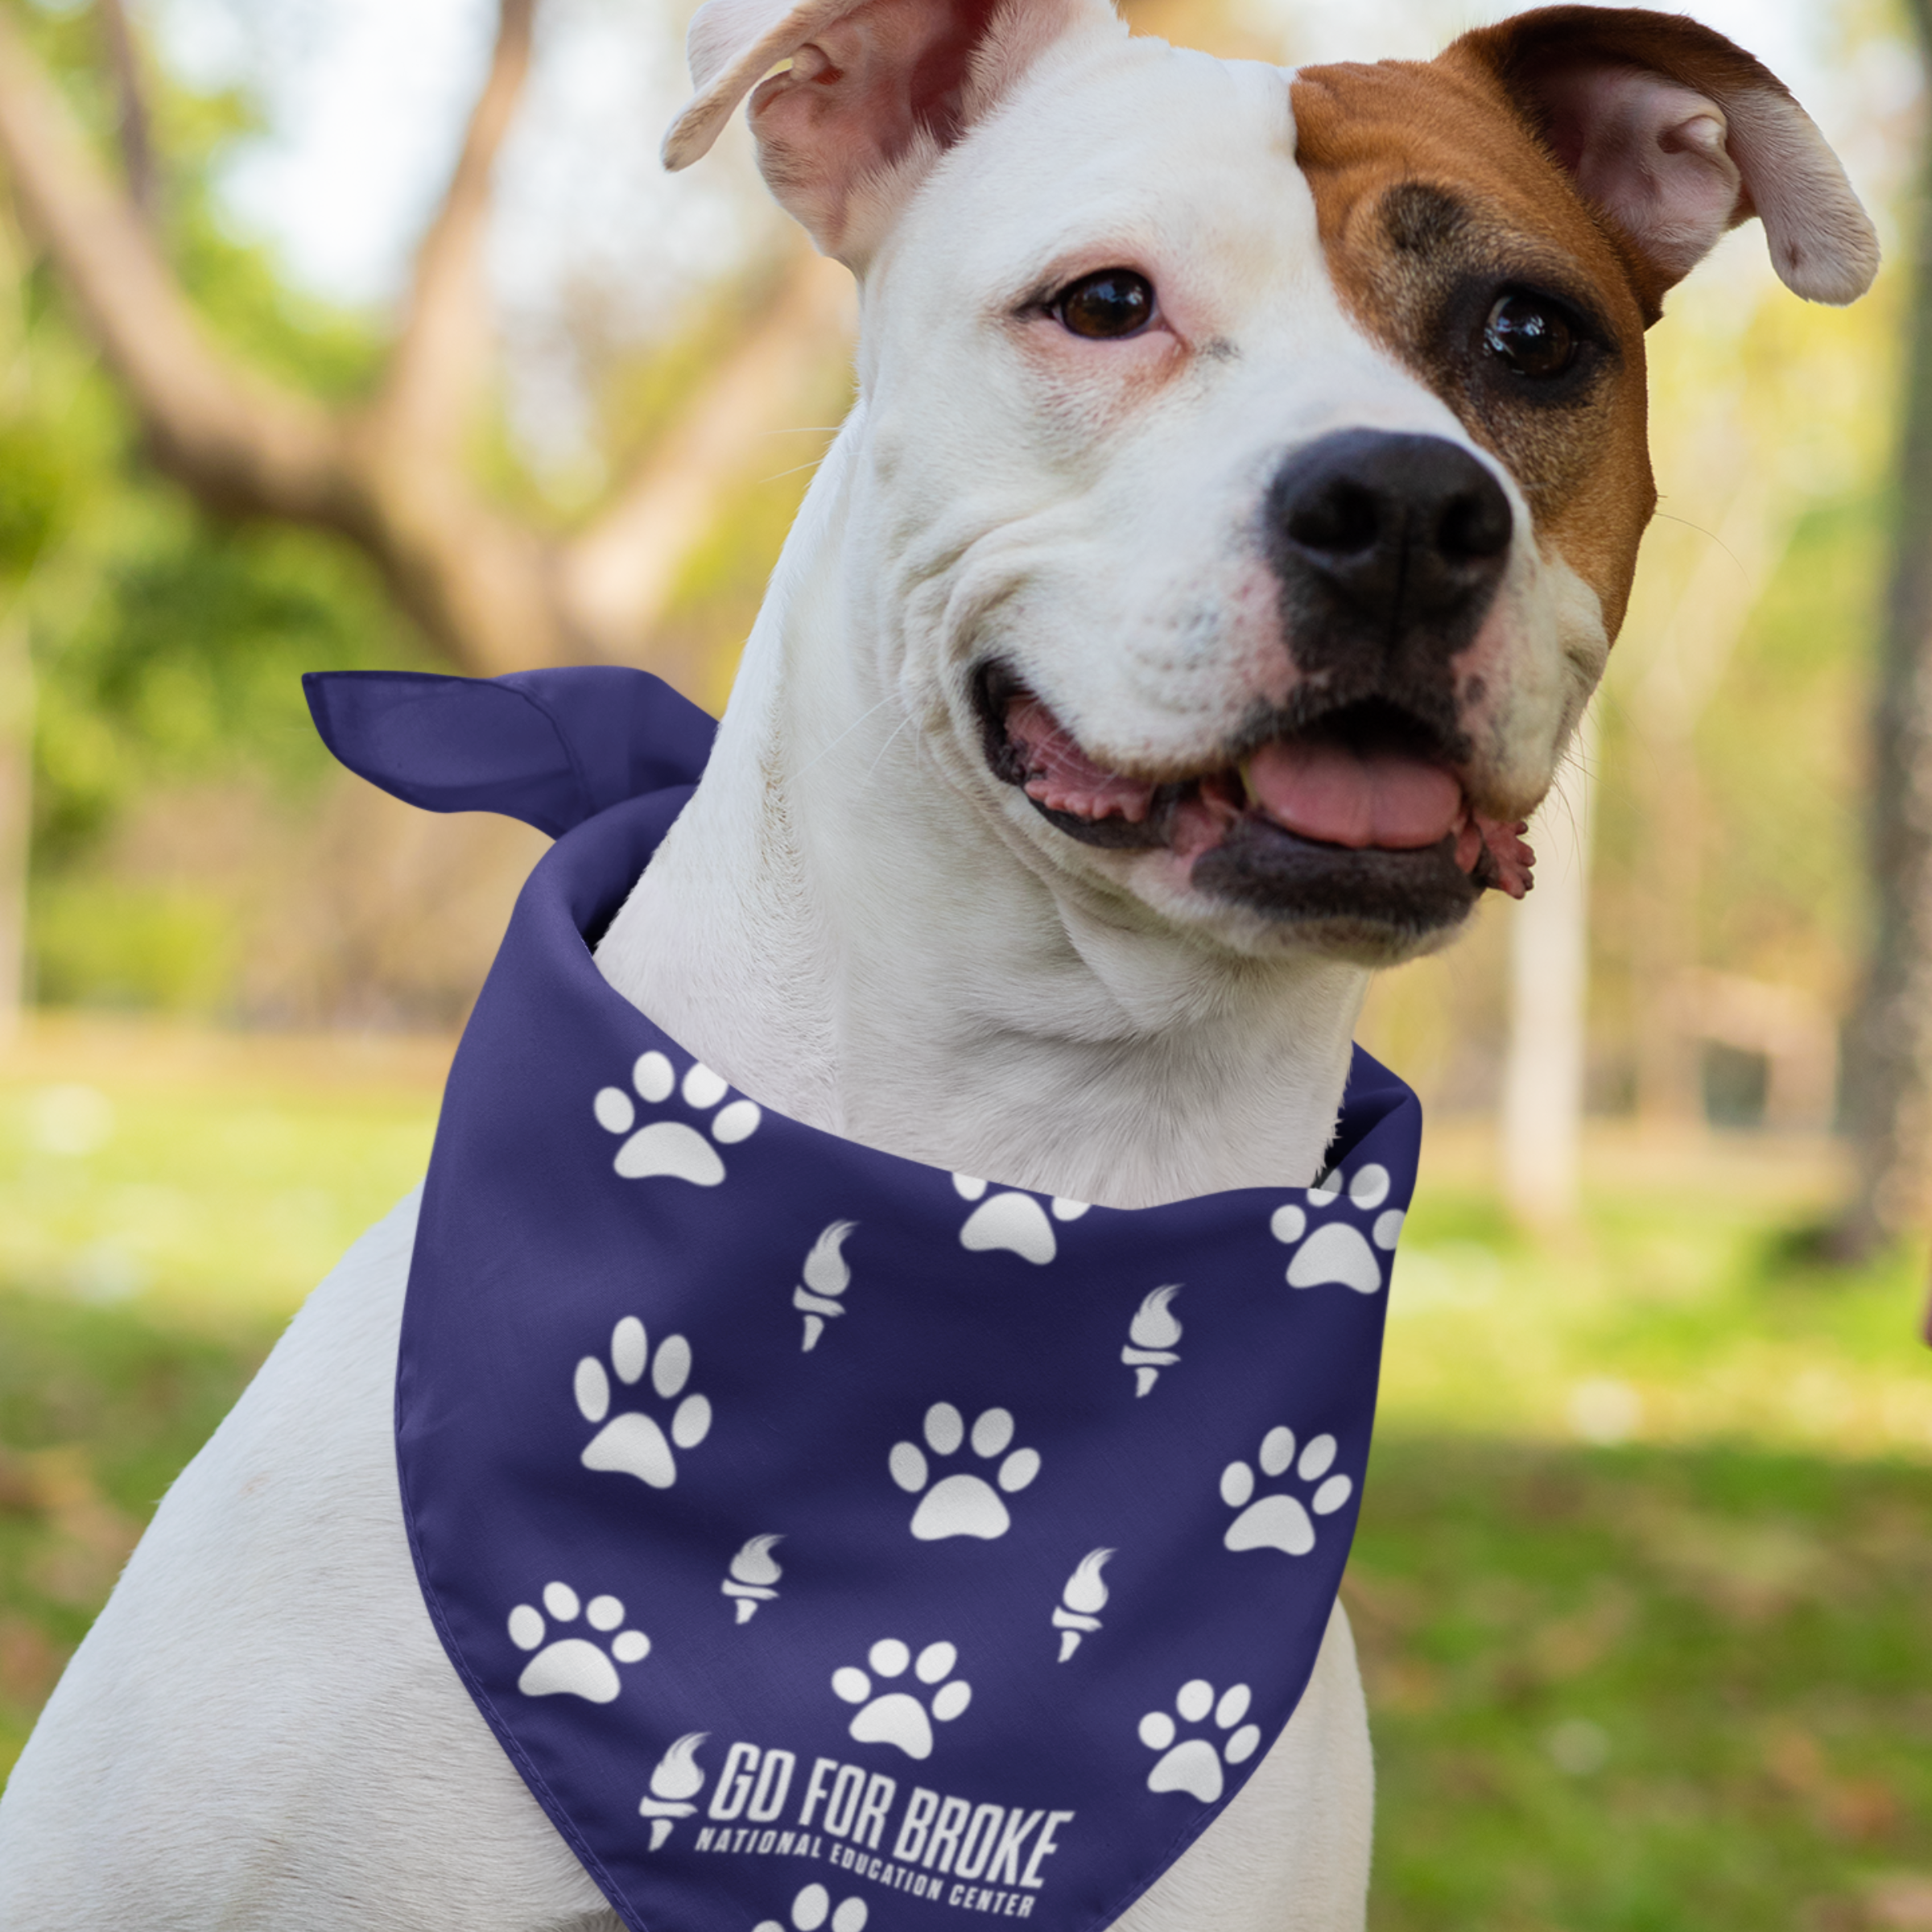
[792,696,898,780]
[860,715,915,788]
[762,457,830,484]
[1648,510,1747,576]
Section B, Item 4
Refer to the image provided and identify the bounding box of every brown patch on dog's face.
[1291,52,1656,637]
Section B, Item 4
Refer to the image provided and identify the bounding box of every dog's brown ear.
[1443,5,1878,311]
[664,0,1120,263]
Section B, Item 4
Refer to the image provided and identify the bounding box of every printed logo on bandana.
[1137,1678,1262,1803]
[1050,1549,1113,1661]
[686,1741,1076,1922]
[595,1051,762,1184]
[640,1731,710,1847]
[722,1535,785,1622]
[1220,1425,1355,1556]
[1268,1161,1402,1294]
[793,1222,858,1351]
[889,1403,1042,1540]
[576,1317,714,1488]
[1121,1286,1182,1396]
[507,1579,652,1702]
[951,1174,1089,1265]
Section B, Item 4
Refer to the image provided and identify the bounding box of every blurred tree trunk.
[1624,467,1790,1129]
[0,609,27,1042]
[96,0,155,229]
[1833,0,1932,1260]
[1501,705,1596,1225]
[0,0,852,683]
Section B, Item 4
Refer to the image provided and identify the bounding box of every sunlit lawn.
[2,1017,1930,1929]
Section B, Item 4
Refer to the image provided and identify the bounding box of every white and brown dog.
[0,3,1876,1927]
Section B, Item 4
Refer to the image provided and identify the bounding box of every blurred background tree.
[0,0,857,1026]
[1834,0,1932,1258]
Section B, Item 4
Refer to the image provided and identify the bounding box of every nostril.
[1436,484,1511,563]
[1265,429,1513,650]
[1286,481,1380,557]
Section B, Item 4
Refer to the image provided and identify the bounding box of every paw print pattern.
[595,1051,761,1185]
[754,1884,869,1932]
[1220,1426,1353,1556]
[577,1316,713,1489]
[832,1637,971,1760]
[890,1402,1040,1540]
[1267,1161,1401,1294]
[508,1580,650,1703]
[1138,1679,1261,1804]
[952,1174,1088,1265]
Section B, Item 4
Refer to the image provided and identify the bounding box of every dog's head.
[667,2,1875,964]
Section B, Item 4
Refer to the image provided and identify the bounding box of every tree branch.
[0,0,852,687]
[0,3,346,526]
[0,0,561,675]
[340,0,577,675]
[560,249,853,656]
[369,0,534,461]
[96,0,156,229]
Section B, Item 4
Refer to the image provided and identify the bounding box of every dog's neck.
[597,424,1368,1210]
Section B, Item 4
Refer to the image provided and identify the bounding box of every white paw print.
[890,1402,1040,1540]
[1220,1425,1353,1556]
[594,1051,761,1185]
[832,1637,972,1760]
[952,1173,1088,1265]
[755,1884,869,1932]
[1266,1161,1401,1294]
[576,1315,713,1488]
[508,1580,650,1703]
[1138,1678,1261,1803]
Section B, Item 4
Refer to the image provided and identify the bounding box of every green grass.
[1353,1436,1932,1932]
[2,1022,1930,1926]
[0,1016,443,1317]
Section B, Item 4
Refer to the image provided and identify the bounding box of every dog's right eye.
[1051,270,1155,339]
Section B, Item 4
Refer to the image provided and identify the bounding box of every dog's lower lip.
[981,677,1533,896]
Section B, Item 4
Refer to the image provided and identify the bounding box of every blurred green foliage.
[0,4,419,1013]
[30,510,411,867]
[27,881,237,1010]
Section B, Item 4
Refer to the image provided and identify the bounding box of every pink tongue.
[1244,740,1461,850]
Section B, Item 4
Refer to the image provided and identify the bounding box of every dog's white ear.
[664,0,1117,262]
[1447,5,1878,311]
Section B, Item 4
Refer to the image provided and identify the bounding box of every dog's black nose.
[1266,430,1512,648]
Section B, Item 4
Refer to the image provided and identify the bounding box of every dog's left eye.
[1052,270,1155,339]
[1483,292,1577,378]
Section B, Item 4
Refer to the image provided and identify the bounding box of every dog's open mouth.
[977,667,1534,930]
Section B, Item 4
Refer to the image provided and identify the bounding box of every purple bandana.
[307,667,1420,1932]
